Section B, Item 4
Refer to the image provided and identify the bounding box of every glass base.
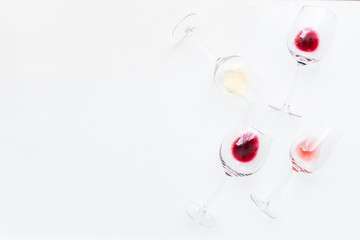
[268,104,301,118]
[172,13,198,40]
[185,202,215,227]
[250,194,277,219]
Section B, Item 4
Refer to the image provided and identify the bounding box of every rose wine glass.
[250,123,340,219]
[186,121,272,227]
[173,13,261,103]
[269,6,336,117]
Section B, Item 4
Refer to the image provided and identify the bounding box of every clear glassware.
[250,123,341,219]
[269,6,337,117]
[172,13,262,103]
[186,121,272,227]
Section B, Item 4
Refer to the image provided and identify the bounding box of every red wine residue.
[231,132,259,163]
[295,28,319,52]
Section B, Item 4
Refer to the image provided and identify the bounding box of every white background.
[0,0,359,239]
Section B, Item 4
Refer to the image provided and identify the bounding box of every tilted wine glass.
[250,123,340,219]
[173,13,262,103]
[186,121,272,227]
[269,6,337,117]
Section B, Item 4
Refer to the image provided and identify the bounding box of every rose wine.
[296,139,319,162]
[295,28,319,52]
[231,132,259,163]
[224,69,248,96]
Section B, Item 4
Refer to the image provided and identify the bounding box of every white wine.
[223,68,249,96]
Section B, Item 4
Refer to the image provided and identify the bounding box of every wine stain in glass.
[296,139,319,162]
[231,132,259,163]
[295,28,319,52]
[223,69,249,96]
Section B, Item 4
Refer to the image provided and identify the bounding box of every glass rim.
[300,5,337,18]
[214,55,248,74]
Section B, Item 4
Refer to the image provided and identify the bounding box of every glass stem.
[264,169,295,205]
[201,174,228,211]
[282,63,305,111]
[187,33,219,63]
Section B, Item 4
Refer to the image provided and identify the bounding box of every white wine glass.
[173,13,262,104]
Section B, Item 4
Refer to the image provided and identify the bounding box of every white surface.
[0,0,359,239]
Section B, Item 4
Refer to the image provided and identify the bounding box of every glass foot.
[250,194,277,219]
[185,202,215,227]
[172,13,198,40]
[268,104,302,118]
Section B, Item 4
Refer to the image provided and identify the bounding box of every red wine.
[231,133,259,163]
[295,28,319,52]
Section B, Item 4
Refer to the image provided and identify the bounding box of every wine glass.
[186,121,272,227]
[269,6,337,117]
[250,123,341,219]
[173,13,262,103]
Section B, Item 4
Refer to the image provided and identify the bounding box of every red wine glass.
[269,6,336,117]
[186,121,272,227]
[172,13,262,103]
[250,123,340,219]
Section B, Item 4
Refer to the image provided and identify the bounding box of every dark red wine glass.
[185,121,272,227]
[269,6,336,117]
